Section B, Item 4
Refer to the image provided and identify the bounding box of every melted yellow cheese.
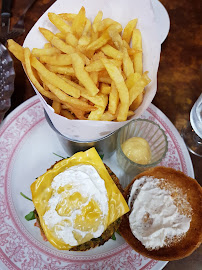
[122,137,151,165]
[31,147,129,250]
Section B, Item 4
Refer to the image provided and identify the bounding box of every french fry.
[42,78,94,112]
[81,92,108,108]
[43,43,52,49]
[130,92,143,111]
[100,111,116,121]
[59,13,77,22]
[90,71,98,85]
[101,44,123,60]
[8,8,150,122]
[46,64,75,76]
[39,28,76,54]
[86,30,110,51]
[85,59,121,72]
[60,109,76,119]
[24,47,59,102]
[52,100,61,114]
[88,95,108,120]
[48,12,72,34]
[93,18,122,33]
[71,53,99,96]
[65,33,78,47]
[132,29,143,74]
[108,28,123,50]
[100,83,111,95]
[108,81,119,114]
[78,19,92,47]
[40,54,72,66]
[71,6,86,39]
[55,32,66,39]
[62,103,87,120]
[122,19,138,44]
[98,70,112,84]
[7,39,25,62]
[57,74,86,92]
[129,72,151,105]
[102,59,129,121]
[31,56,80,98]
[122,47,134,78]
[92,11,103,25]
[126,72,141,89]
[32,47,61,57]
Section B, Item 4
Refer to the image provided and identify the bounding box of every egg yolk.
[121,137,151,165]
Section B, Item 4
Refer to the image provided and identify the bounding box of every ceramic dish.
[0,96,194,270]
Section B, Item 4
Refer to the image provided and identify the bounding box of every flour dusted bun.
[119,167,202,261]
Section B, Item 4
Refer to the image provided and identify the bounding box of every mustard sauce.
[121,137,151,165]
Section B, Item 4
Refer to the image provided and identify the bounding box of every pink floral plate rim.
[0,96,194,270]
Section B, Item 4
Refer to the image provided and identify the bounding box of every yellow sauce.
[121,137,151,165]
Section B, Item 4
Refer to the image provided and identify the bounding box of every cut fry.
[24,47,59,101]
[42,79,94,112]
[46,64,75,76]
[108,81,119,114]
[132,29,143,74]
[101,44,123,60]
[98,70,112,84]
[62,103,87,120]
[43,43,52,49]
[65,33,78,47]
[39,28,76,54]
[59,13,76,22]
[32,47,61,57]
[78,19,92,47]
[88,95,108,120]
[85,59,121,72]
[102,59,129,121]
[48,12,72,34]
[93,11,103,25]
[108,28,123,50]
[81,92,107,107]
[129,72,151,105]
[40,54,72,66]
[8,8,150,122]
[90,71,98,85]
[71,6,86,38]
[57,74,86,92]
[71,53,99,96]
[60,109,75,119]
[100,111,117,121]
[130,92,143,111]
[55,32,66,39]
[122,47,134,78]
[93,18,122,33]
[126,72,142,89]
[7,39,24,62]
[31,56,80,98]
[122,19,138,44]
[86,30,110,51]
[100,83,111,95]
[52,100,61,114]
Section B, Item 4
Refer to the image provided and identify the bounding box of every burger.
[30,147,129,251]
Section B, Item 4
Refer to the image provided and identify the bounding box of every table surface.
[1,0,202,269]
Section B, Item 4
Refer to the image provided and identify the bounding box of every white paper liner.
[23,0,161,141]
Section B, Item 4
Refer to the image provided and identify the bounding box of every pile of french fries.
[8,7,151,121]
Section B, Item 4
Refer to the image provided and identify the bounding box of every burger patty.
[34,163,124,251]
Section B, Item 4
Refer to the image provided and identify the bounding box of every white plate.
[151,0,170,43]
[0,96,194,270]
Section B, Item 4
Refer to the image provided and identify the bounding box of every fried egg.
[31,147,129,250]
